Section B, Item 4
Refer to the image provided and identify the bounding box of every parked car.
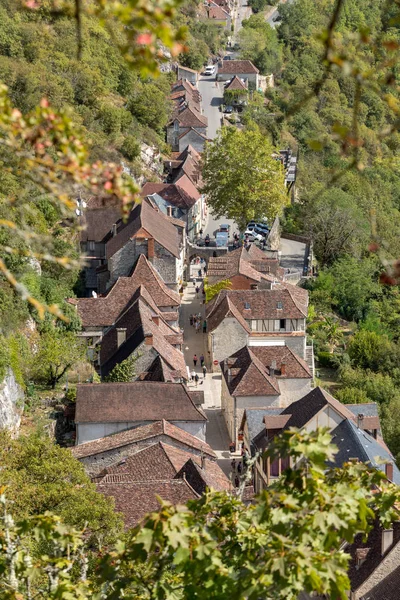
[223,55,232,60]
[244,229,263,241]
[219,224,230,233]
[254,225,269,237]
[246,221,257,231]
[204,65,216,76]
[224,105,233,114]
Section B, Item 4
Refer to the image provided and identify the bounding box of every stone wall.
[108,238,148,285]
[266,217,280,251]
[278,378,312,407]
[209,319,248,366]
[0,368,24,434]
[178,128,208,153]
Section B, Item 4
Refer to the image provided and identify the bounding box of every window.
[88,240,95,251]
[244,302,251,309]
[280,319,286,331]
[174,120,179,131]
[277,301,283,309]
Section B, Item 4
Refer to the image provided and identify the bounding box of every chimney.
[152,315,160,326]
[112,223,117,237]
[116,328,126,347]
[250,283,258,290]
[227,368,232,385]
[281,362,286,376]
[145,333,153,345]
[385,462,394,482]
[167,206,173,217]
[147,237,155,260]
[382,528,394,555]
[357,413,364,429]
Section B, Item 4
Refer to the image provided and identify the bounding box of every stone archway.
[185,240,228,280]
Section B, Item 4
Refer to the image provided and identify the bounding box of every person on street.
[234,476,240,488]
[195,285,199,298]
[237,462,242,475]
[204,264,207,275]
[195,321,200,334]
[200,354,205,367]
[198,268,202,278]
[189,314,193,326]
[202,364,207,378]
[203,320,207,333]
[194,373,199,386]
[231,458,236,471]
[193,354,198,366]
[191,369,196,381]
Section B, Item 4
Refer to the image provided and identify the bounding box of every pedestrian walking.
[194,373,199,386]
[198,268,202,278]
[192,277,196,286]
[195,321,200,334]
[204,264,207,275]
[203,320,207,333]
[195,285,200,298]
[193,354,198,366]
[231,459,236,471]
[234,476,240,488]
[191,369,196,381]
[202,365,207,378]
[237,462,242,475]
[200,354,205,367]
[189,314,193,326]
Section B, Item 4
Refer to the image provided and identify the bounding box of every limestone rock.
[0,368,24,433]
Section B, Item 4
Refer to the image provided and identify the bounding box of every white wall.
[210,318,248,366]
[77,419,206,445]
[303,405,344,432]
[278,379,312,407]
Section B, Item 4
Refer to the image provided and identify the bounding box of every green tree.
[0,431,122,546]
[104,355,137,382]
[348,330,395,373]
[239,14,282,74]
[204,278,232,302]
[32,329,86,388]
[1,429,400,599]
[202,127,287,230]
[127,82,172,132]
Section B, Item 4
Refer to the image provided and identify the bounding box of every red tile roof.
[75,382,206,424]
[221,345,311,396]
[141,174,201,210]
[225,75,248,91]
[208,4,230,19]
[106,200,180,260]
[97,478,198,529]
[71,419,216,459]
[74,255,180,328]
[169,105,208,128]
[218,60,259,75]
[206,247,281,285]
[79,196,123,243]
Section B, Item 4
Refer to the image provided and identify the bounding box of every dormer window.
[277,301,282,309]
[244,302,250,309]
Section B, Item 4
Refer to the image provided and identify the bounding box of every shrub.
[317,351,336,368]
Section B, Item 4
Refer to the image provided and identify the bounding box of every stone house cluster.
[71,381,232,527]
[166,78,209,152]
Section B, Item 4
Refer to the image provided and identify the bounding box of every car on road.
[223,55,232,60]
[224,105,233,114]
[246,221,257,231]
[204,65,216,76]
[254,224,269,237]
[219,224,230,233]
[244,229,263,242]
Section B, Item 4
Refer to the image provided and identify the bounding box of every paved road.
[198,75,223,140]
[267,0,294,27]
[279,237,306,272]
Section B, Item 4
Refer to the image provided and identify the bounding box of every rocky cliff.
[0,368,24,433]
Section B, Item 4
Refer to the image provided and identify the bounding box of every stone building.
[206,285,309,365]
[220,344,312,444]
[206,1,231,30]
[216,60,260,88]
[166,106,208,153]
[240,387,397,493]
[74,382,207,445]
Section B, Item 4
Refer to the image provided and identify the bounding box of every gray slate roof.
[346,403,379,417]
[243,408,283,444]
[329,419,400,484]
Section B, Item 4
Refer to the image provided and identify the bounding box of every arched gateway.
[185,239,228,280]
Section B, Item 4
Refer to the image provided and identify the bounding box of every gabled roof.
[169,105,208,128]
[206,287,308,331]
[206,246,282,286]
[73,254,180,328]
[175,458,232,493]
[79,196,123,243]
[208,4,230,19]
[241,407,284,443]
[141,175,201,210]
[218,60,259,75]
[99,296,187,379]
[329,419,400,484]
[225,75,248,91]
[97,478,198,529]
[105,200,180,260]
[71,419,216,459]
[221,345,311,397]
[178,127,209,141]
[75,381,206,424]
[206,295,251,334]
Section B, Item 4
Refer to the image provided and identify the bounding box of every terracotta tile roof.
[207,247,281,285]
[225,75,248,91]
[263,414,292,430]
[71,419,216,459]
[171,80,200,97]
[106,200,180,259]
[208,4,230,19]
[75,255,180,328]
[175,458,232,493]
[75,382,206,424]
[177,64,199,74]
[141,175,201,210]
[271,282,309,316]
[97,478,198,528]
[79,196,123,243]
[169,105,208,128]
[206,295,251,334]
[218,60,259,75]
[178,127,209,142]
[221,345,311,396]
[99,297,187,379]
[206,288,308,332]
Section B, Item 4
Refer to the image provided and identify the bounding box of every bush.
[317,351,336,368]
[120,135,141,161]
[336,387,370,404]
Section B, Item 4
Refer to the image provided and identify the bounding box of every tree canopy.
[202,127,287,230]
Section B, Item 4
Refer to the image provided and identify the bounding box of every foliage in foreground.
[1,429,399,599]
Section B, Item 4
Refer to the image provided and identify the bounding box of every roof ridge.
[247,348,280,393]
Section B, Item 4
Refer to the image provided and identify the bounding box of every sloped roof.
[206,295,251,334]
[75,382,206,424]
[208,4,230,19]
[106,200,180,260]
[141,175,201,210]
[241,407,284,442]
[218,60,259,75]
[206,287,308,331]
[97,478,198,529]
[71,419,216,459]
[178,127,209,141]
[225,75,248,91]
[169,105,208,128]
[99,297,187,379]
[175,458,232,493]
[206,247,281,286]
[74,255,180,328]
[79,196,123,243]
[329,419,400,484]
